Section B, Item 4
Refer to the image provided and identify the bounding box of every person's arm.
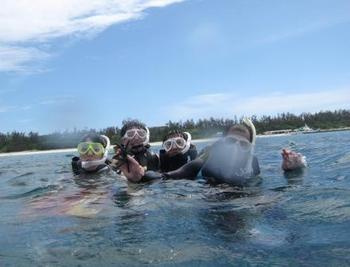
[163,144,211,179]
[163,158,204,179]
[140,170,164,182]
[281,149,307,171]
[188,144,198,160]
[159,149,167,172]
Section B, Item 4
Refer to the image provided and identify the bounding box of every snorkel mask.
[78,135,110,171]
[123,127,150,146]
[163,132,192,154]
[78,142,105,157]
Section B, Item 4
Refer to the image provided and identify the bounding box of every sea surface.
[1,131,350,266]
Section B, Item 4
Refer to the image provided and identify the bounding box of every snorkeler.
[164,120,308,185]
[113,118,308,185]
[162,119,260,186]
[111,120,159,181]
[71,133,111,175]
[118,119,260,185]
[159,130,197,172]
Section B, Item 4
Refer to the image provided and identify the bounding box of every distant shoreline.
[1,129,349,157]
[0,138,216,158]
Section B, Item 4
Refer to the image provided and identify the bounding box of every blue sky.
[0,0,349,134]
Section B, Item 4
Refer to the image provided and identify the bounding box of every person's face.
[80,153,103,161]
[78,141,105,161]
[163,134,186,157]
[122,127,148,147]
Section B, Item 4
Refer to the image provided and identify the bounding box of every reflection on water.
[0,131,350,266]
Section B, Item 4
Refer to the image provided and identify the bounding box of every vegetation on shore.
[1,109,349,153]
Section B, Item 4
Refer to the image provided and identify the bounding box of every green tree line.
[1,109,349,153]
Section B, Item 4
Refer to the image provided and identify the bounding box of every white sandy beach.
[0,148,77,157]
[2,133,316,158]
[0,138,218,158]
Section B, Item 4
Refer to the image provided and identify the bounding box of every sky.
[0,0,349,134]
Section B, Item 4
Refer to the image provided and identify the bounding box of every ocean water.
[1,131,350,266]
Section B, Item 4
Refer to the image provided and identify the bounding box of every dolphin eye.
[239,140,251,151]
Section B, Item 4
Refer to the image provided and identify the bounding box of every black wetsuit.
[110,145,160,182]
[71,157,111,175]
[113,140,260,186]
[134,148,160,182]
[133,149,159,172]
[138,145,199,182]
[159,144,198,172]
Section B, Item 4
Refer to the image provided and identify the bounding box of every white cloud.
[164,89,350,120]
[0,106,11,113]
[0,104,32,113]
[18,119,33,124]
[0,46,50,72]
[39,95,77,105]
[0,0,184,72]
[188,22,228,53]
[258,17,349,45]
[0,95,74,115]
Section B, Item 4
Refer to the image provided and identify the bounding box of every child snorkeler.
[159,130,197,172]
[112,118,307,185]
[111,120,160,182]
[71,133,111,175]
[112,123,198,181]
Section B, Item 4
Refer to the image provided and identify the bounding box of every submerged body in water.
[1,131,350,266]
[114,120,305,187]
[117,119,264,185]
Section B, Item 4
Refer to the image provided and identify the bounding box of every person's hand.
[114,146,122,156]
[281,149,307,171]
[119,155,145,182]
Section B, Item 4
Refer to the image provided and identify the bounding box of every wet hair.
[120,119,147,137]
[163,130,187,142]
[81,133,107,147]
[224,125,251,142]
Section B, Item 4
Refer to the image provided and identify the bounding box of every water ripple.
[1,184,62,200]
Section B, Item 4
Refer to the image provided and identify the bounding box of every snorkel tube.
[242,118,256,145]
[181,132,192,154]
[101,135,111,156]
[143,127,150,146]
[81,135,111,171]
